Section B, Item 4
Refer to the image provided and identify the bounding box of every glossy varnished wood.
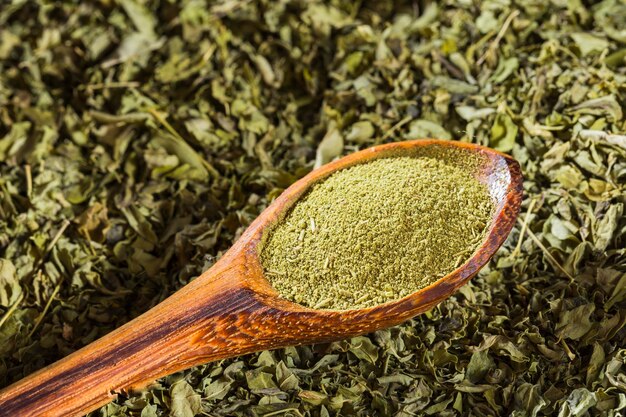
[0,139,523,417]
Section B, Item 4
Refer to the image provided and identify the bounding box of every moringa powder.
[260,152,495,310]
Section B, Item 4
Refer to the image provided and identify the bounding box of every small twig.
[516,218,575,281]
[82,229,98,257]
[476,10,520,66]
[0,291,24,329]
[30,220,71,275]
[80,81,141,91]
[27,278,63,339]
[147,108,185,141]
[560,339,576,361]
[262,408,304,417]
[381,116,413,141]
[433,50,466,80]
[512,197,537,257]
[148,108,221,178]
[45,220,71,256]
[24,164,32,199]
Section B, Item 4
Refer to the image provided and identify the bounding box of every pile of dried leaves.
[1,1,625,416]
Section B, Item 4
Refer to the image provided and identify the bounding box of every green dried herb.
[0,0,625,416]
[262,155,493,310]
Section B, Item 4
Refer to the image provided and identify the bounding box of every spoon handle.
[0,260,265,417]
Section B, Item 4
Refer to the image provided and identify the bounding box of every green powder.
[260,153,494,310]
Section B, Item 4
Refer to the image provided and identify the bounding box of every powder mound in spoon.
[260,154,494,310]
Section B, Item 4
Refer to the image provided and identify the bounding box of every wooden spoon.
[0,139,522,417]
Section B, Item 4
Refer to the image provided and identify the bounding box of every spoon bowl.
[0,139,523,417]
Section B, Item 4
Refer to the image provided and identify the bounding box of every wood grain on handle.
[0,258,263,417]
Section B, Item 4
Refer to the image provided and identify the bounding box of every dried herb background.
[0,1,625,416]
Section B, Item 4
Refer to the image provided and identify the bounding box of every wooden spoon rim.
[236,139,523,324]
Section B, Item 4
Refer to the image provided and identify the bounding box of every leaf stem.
[147,108,220,178]
[0,291,24,329]
[512,197,536,257]
[516,218,575,281]
[27,278,63,339]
